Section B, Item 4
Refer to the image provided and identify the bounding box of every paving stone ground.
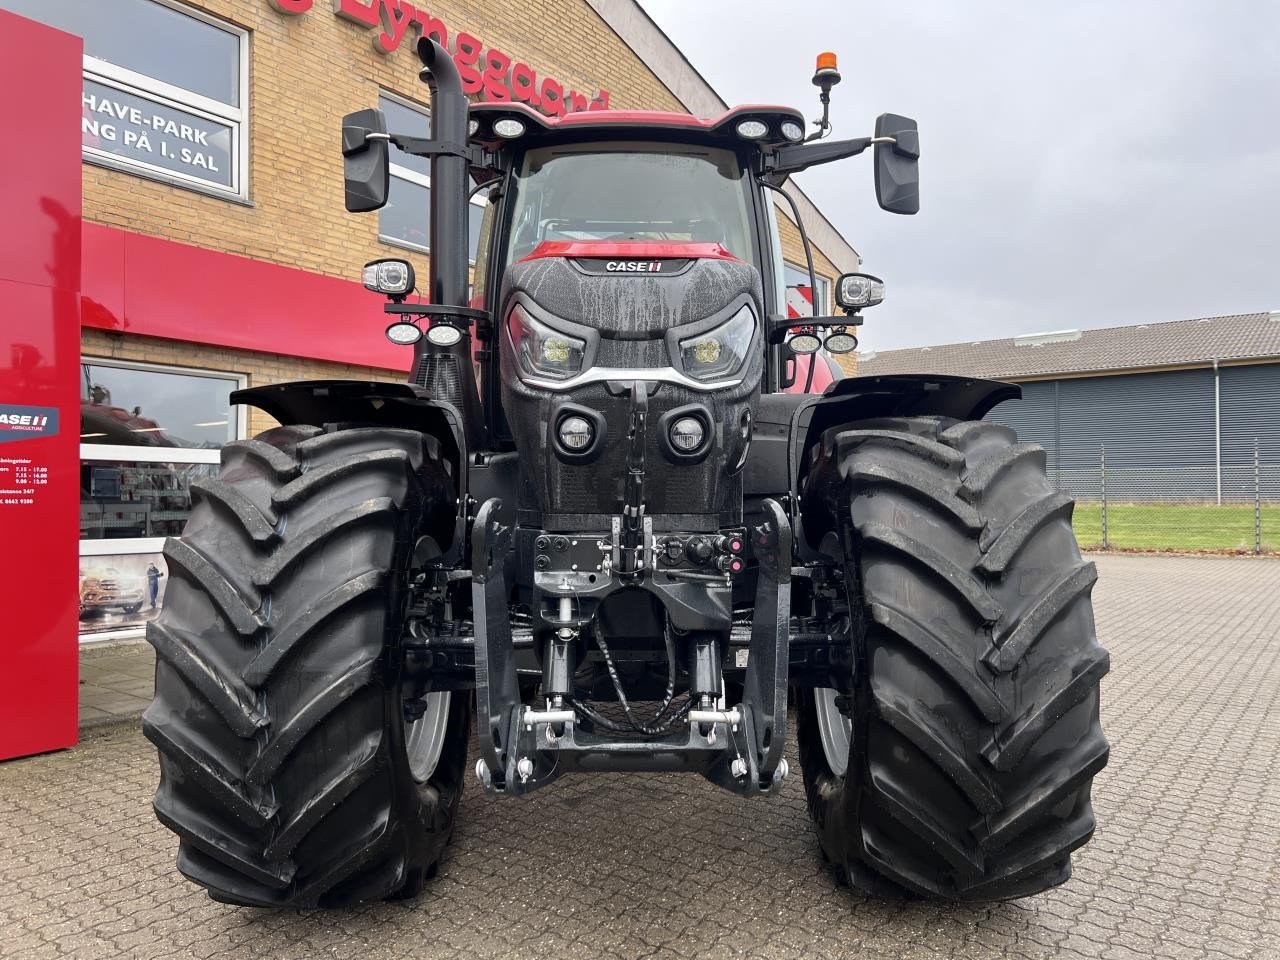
[78,642,156,727]
[3,553,1279,960]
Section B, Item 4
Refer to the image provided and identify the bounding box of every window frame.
[79,357,247,558]
[377,90,486,264]
[784,260,832,316]
[78,0,250,203]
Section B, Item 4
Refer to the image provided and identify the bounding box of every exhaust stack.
[413,38,482,440]
[416,38,470,312]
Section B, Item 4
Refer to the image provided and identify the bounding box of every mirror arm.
[764,135,872,180]
[388,134,490,167]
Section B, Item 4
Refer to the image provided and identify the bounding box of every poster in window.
[78,553,168,638]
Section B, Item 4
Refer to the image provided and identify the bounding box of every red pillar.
[0,11,83,759]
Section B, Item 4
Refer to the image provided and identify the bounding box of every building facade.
[0,0,858,641]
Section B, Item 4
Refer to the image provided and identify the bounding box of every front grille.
[595,339,668,367]
[416,355,460,404]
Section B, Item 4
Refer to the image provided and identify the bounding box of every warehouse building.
[857,312,1280,501]
[0,0,859,643]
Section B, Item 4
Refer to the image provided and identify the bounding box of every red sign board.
[0,11,83,760]
[270,0,611,116]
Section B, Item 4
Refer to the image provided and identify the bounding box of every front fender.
[743,374,1019,542]
[805,373,1019,442]
[232,378,466,483]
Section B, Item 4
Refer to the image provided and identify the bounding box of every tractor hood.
[505,241,761,339]
[497,241,765,527]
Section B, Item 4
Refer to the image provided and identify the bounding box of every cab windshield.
[505,142,755,265]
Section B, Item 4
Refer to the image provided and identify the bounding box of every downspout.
[1214,359,1221,505]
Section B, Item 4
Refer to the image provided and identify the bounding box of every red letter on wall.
[453,33,484,95]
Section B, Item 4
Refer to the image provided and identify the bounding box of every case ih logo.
[606,261,663,273]
[268,1,610,117]
[0,405,59,444]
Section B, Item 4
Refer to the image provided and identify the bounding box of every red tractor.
[145,43,1107,907]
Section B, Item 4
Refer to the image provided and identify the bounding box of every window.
[505,143,754,265]
[1,0,248,199]
[784,262,831,318]
[378,93,486,263]
[80,359,245,546]
[77,359,245,641]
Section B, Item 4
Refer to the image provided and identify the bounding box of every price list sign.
[0,456,49,507]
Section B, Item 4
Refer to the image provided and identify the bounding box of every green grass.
[1072,502,1280,553]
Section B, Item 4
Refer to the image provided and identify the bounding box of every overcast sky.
[636,1,1280,352]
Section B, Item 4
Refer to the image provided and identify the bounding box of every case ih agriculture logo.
[574,258,690,276]
[606,261,663,273]
[268,1,610,117]
[0,405,59,445]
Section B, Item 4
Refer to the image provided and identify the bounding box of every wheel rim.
[404,691,451,783]
[814,687,851,777]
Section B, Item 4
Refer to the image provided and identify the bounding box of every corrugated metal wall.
[1220,363,1280,499]
[983,365,1280,502]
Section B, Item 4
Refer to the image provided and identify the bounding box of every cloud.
[637,0,1280,351]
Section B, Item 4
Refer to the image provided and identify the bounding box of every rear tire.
[798,416,1109,901]
[144,425,470,907]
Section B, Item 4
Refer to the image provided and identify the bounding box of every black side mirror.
[873,113,920,215]
[342,108,390,213]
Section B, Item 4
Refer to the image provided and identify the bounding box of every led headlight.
[836,272,885,310]
[426,324,462,347]
[788,331,822,354]
[507,304,586,381]
[780,121,804,142]
[677,306,755,382]
[494,117,526,139]
[669,416,706,452]
[824,330,858,354]
[385,321,422,345]
[362,258,415,298]
[736,119,769,140]
[558,415,594,451]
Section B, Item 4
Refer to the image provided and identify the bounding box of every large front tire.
[798,417,1109,901]
[144,425,470,907]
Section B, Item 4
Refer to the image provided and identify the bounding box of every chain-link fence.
[1061,442,1280,554]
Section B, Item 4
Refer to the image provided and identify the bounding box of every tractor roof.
[469,102,806,149]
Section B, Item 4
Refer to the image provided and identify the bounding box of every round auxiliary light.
[385,321,423,345]
[426,324,462,347]
[825,331,858,354]
[788,332,822,355]
[780,121,804,143]
[735,119,769,140]
[669,416,706,453]
[558,415,594,451]
[493,117,526,139]
[467,118,480,136]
